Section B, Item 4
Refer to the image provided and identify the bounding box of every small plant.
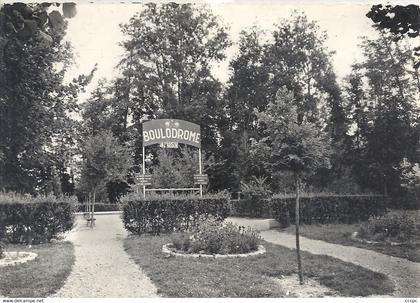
[0,241,5,259]
[358,211,420,243]
[170,217,261,254]
[237,176,272,217]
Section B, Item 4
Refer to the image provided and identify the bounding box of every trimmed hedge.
[271,195,388,227]
[76,203,121,212]
[0,194,76,244]
[122,194,230,235]
[230,197,271,218]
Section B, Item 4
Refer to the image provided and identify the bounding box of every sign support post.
[142,145,146,198]
[199,147,203,197]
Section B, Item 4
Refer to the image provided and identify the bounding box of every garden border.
[162,243,266,258]
[0,251,38,267]
[351,232,420,246]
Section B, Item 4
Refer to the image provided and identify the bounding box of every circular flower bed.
[0,251,38,267]
[162,243,266,258]
[164,217,265,258]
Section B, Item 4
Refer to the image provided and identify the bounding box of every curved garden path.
[51,214,158,298]
[227,218,419,297]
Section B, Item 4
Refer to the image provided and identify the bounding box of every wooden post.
[199,147,203,197]
[142,145,146,198]
[295,175,303,284]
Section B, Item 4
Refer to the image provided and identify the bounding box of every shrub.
[235,177,272,218]
[358,210,420,243]
[0,192,76,244]
[170,217,261,254]
[271,194,388,227]
[122,193,230,235]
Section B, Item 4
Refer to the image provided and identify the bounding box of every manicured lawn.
[281,223,420,263]
[124,234,394,297]
[0,242,74,297]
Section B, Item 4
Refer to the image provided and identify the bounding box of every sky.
[62,1,394,102]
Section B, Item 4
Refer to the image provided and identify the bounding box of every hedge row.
[0,201,75,244]
[231,194,388,226]
[230,196,271,218]
[122,195,230,235]
[271,195,388,226]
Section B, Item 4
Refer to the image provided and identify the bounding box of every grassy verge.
[124,234,394,297]
[281,223,420,262]
[0,242,74,297]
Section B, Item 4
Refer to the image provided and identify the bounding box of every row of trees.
[1,3,419,206]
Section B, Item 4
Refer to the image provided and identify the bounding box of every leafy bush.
[233,176,272,218]
[271,195,388,227]
[0,192,76,244]
[170,217,261,254]
[358,210,420,243]
[122,193,230,235]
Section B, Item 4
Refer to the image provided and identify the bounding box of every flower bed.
[162,243,266,258]
[169,217,262,255]
[357,210,420,244]
[0,251,38,267]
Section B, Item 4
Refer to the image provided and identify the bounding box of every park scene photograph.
[0,0,419,300]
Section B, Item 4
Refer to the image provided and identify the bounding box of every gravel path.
[227,217,419,297]
[51,214,159,298]
[260,229,420,297]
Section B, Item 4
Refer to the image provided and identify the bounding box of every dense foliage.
[0,3,92,195]
[77,130,133,204]
[271,195,388,227]
[366,4,420,68]
[358,210,420,243]
[0,3,419,212]
[0,192,76,244]
[170,217,261,254]
[122,194,230,235]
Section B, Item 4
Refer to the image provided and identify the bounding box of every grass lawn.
[124,234,394,297]
[0,242,74,298]
[281,223,420,263]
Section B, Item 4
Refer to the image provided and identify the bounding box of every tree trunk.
[91,189,96,228]
[295,174,304,284]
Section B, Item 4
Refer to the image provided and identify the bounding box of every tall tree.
[252,87,331,284]
[344,34,420,196]
[118,3,230,151]
[0,3,93,194]
[264,12,345,130]
[113,3,231,191]
[222,12,346,192]
[220,27,270,190]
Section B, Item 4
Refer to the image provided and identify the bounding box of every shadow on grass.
[124,234,394,297]
[0,242,74,298]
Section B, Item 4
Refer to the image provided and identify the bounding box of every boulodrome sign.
[142,119,201,148]
[141,119,207,197]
